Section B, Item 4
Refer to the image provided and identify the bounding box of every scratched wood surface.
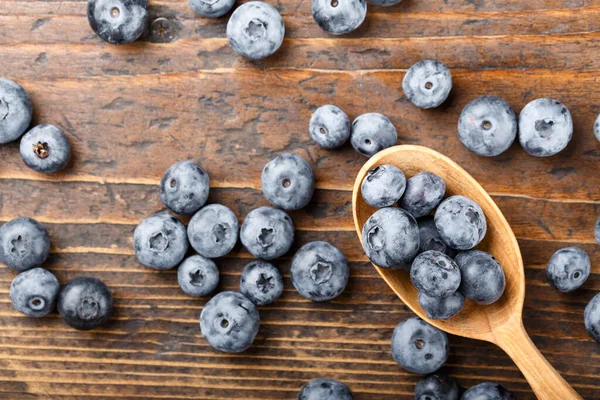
[1,0,600,398]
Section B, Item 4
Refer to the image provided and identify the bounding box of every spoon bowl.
[352,145,581,399]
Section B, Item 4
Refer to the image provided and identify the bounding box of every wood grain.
[1,0,600,398]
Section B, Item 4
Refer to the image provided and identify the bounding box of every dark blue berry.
[585,293,600,343]
[200,291,260,353]
[240,260,283,305]
[160,160,210,215]
[133,213,189,270]
[309,105,351,149]
[399,172,446,218]
[189,0,234,17]
[403,60,452,109]
[240,207,294,260]
[20,124,71,174]
[261,153,315,211]
[455,250,505,305]
[414,373,460,400]
[418,291,464,321]
[458,96,517,157]
[546,247,589,293]
[518,98,572,157]
[461,382,515,400]
[434,196,486,250]
[291,241,349,302]
[0,217,50,272]
[10,268,59,317]
[417,216,456,258]
[297,378,354,400]
[188,204,238,258]
[311,0,366,35]
[595,114,600,143]
[0,78,32,144]
[58,277,113,331]
[367,0,401,5]
[361,164,406,208]
[595,216,600,245]
[177,255,219,297]
[391,317,449,374]
[411,250,461,298]
[351,113,397,157]
[87,0,148,44]
[362,207,419,270]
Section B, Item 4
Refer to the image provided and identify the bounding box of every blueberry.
[403,60,452,109]
[546,247,590,293]
[399,172,446,218]
[10,268,59,317]
[584,292,600,343]
[20,124,71,174]
[177,255,219,297]
[518,98,573,157]
[455,250,505,305]
[226,1,285,60]
[411,250,461,298]
[87,0,148,44]
[367,0,401,6]
[309,105,351,149]
[0,78,32,144]
[160,160,210,215]
[297,378,354,400]
[417,216,456,258]
[57,277,113,331]
[391,317,449,374]
[240,206,294,260]
[461,382,515,400]
[261,153,315,211]
[361,164,406,208]
[414,373,460,400]
[188,204,238,258]
[595,216,600,245]
[418,291,464,320]
[362,207,419,270]
[595,113,600,143]
[351,113,397,157]
[458,96,517,157]
[133,213,189,270]
[311,0,366,35]
[434,196,486,250]
[0,217,50,272]
[189,0,234,17]
[240,260,283,305]
[200,291,260,353]
[291,241,349,302]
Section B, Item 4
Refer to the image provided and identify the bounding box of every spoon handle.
[495,318,581,399]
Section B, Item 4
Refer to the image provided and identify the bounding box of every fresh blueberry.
[351,113,397,157]
[0,217,50,272]
[226,1,285,60]
[595,216,600,245]
[189,0,234,17]
[417,216,456,258]
[361,164,406,208]
[362,207,419,270]
[291,241,349,302]
[87,0,148,44]
[160,160,210,215]
[10,268,59,317]
[133,213,189,270]
[411,250,461,298]
[434,196,486,250]
[240,207,294,260]
[418,291,464,321]
[240,260,283,305]
[57,277,113,331]
[399,172,446,218]
[391,317,449,374]
[403,60,452,109]
[594,114,600,143]
[458,96,517,157]
[367,0,401,6]
[20,124,71,174]
[309,105,351,149]
[584,292,600,343]
[461,382,515,400]
[261,153,315,211]
[297,378,354,400]
[414,373,460,400]
[546,247,590,293]
[455,250,505,305]
[188,204,238,258]
[200,291,260,353]
[0,78,32,144]
[177,255,219,297]
[311,0,366,35]
[518,98,573,157]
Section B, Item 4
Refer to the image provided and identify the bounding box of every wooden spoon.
[351,145,581,399]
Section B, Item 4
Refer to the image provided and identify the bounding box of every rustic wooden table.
[1,0,600,398]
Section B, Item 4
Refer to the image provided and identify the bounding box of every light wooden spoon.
[351,145,581,399]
